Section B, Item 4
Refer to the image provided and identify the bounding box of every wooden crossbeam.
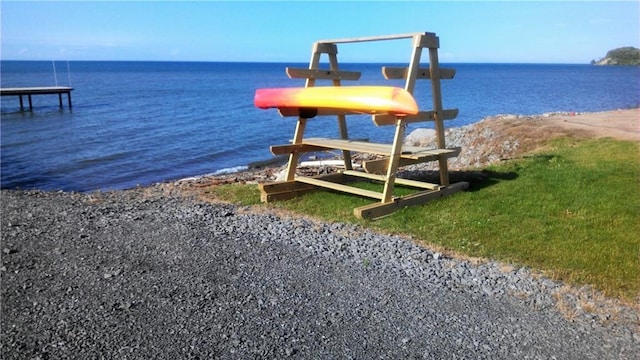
[301,138,459,160]
[277,108,459,123]
[372,109,458,126]
[316,32,434,44]
[270,143,330,156]
[258,180,318,202]
[277,108,359,118]
[302,138,395,156]
[286,68,361,81]
[362,147,461,174]
[382,67,456,80]
[295,176,385,200]
[341,170,442,190]
[354,181,469,219]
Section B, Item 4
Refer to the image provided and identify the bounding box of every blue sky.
[1,1,638,63]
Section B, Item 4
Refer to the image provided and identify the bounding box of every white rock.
[275,169,288,182]
[405,128,436,146]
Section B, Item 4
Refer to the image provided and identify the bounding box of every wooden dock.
[0,86,74,111]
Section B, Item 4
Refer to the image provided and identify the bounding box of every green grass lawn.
[207,137,640,302]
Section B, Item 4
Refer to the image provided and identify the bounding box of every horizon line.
[0,59,598,66]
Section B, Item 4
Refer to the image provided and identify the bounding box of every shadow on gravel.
[399,169,518,192]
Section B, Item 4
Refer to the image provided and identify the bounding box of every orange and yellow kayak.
[254,86,419,117]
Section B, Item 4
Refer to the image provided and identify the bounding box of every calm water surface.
[1,61,638,191]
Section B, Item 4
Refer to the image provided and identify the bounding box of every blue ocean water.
[1,61,638,192]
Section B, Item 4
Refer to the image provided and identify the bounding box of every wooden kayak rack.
[258,32,468,219]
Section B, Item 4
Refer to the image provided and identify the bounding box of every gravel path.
[1,187,638,359]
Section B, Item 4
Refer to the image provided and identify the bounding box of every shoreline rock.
[175,108,638,188]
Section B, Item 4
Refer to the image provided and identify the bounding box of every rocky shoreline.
[2,109,639,358]
[173,109,639,187]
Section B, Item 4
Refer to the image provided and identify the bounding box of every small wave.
[212,165,249,175]
[176,165,250,183]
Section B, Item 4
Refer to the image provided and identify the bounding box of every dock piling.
[1,86,74,111]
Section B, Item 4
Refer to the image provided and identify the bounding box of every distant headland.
[591,47,640,65]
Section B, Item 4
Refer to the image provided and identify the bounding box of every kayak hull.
[254,86,419,117]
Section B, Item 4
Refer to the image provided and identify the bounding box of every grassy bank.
[206,137,640,302]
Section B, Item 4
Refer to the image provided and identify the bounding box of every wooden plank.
[362,147,460,174]
[382,67,455,80]
[259,180,313,193]
[372,109,458,126]
[354,181,469,219]
[259,173,350,202]
[270,143,331,155]
[278,107,379,118]
[301,138,459,159]
[307,172,354,183]
[316,32,428,44]
[342,170,442,190]
[286,68,361,81]
[295,176,385,200]
[278,107,457,120]
[259,181,318,202]
[401,146,459,160]
[394,178,442,190]
[403,147,460,160]
[302,138,394,155]
[341,170,386,182]
[0,86,73,95]
[363,157,423,174]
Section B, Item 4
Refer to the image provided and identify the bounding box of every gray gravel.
[1,187,638,359]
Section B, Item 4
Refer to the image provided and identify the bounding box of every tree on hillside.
[592,47,640,65]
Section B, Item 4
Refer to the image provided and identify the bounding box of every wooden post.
[58,93,63,108]
[285,118,307,181]
[381,117,407,202]
[404,35,423,94]
[284,43,324,181]
[428,44,450,186]
[19,95,24,111]
[327,47,353,170]
[28,95,33,111]
[67,92,72,109]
